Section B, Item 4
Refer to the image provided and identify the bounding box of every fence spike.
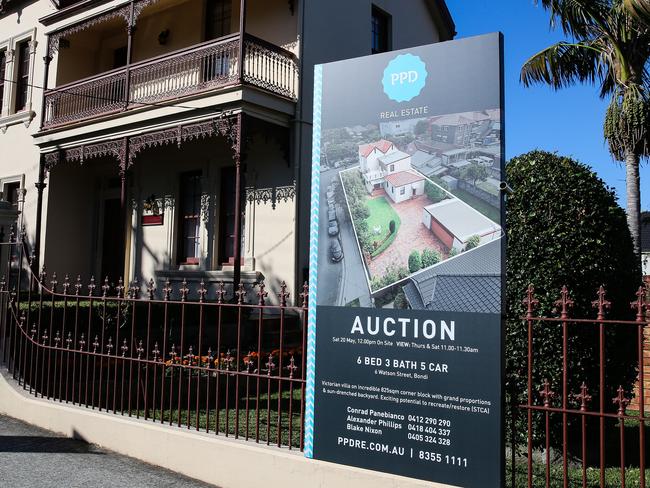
[102,277,110,297]
[88,277,96,297]
[300,282,309,308]
[163,280,172,301]
[591,285,611,320]
[147,278,156,300]
[257,281,268,306]
[522,285,540,316]
[180,279,189,302]
[572,383,592,412]
[236,283,246,305]
[287,355,298,379]
[266,353,276,376]
[613,386,630,415]
[279,281,289,307]
[216,281,226,304]
[539,379,556,407]
[631,286,648,322]
[75,275,82,296]
[554,285,574,317]
[79,334,86,351]
[128,277,140,299]
[198,281,207,303]
[63,275,70,295]
[116,278,125,298]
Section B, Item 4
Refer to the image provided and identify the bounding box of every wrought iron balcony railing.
[42,34,298,129]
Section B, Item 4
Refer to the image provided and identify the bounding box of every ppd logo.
[382,53,428,102]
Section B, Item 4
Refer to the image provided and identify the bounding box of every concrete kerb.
[0,370,458,488]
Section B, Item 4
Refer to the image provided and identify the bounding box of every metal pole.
[124,0,136,110]
[33,157,47,274]
[39,39,52,130]
[233,115,243,289]
[238,0,247,82]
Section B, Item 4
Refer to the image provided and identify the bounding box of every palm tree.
[521,0,650,258]
[625,0,650,24]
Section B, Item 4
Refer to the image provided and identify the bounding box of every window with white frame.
[0,175,25,209]
[0,29,37,130]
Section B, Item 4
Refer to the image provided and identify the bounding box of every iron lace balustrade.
[43,34,298,129]
[0,241,308,451]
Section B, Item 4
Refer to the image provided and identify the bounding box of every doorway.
[100,198,124,282]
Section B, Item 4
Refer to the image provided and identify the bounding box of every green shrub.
[506,151,640,452]
[421,249,441,268]
[448,247,459,258]
[465,235,480,250]
[424,180,447,204]
[370,230,398,259]
[370,264,410,291]
[408,251,422,273]
[393,291,408,309]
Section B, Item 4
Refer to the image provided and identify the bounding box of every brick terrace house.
[0,0,455,302]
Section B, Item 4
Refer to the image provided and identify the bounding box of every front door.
[100,198,124,283]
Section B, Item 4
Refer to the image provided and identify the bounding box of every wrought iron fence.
[514,284,649,488]
[0,236,307,450]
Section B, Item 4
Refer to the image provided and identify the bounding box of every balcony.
[42,33,298,129]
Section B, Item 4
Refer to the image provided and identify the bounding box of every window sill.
[0,110,36,133]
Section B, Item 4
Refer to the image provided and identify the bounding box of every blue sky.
[447,0,649,210]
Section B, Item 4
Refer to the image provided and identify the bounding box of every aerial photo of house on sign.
[306,33,505,488]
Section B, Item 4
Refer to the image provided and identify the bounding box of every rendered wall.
[0,0,56,261]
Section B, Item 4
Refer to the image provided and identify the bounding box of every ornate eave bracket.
[42,113,243,175]
[47,0,161,57]
[128,113,242,166]
[246,181,296,210]
[43,138,128,173]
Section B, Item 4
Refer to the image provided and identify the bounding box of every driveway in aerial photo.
[367,193,447,278]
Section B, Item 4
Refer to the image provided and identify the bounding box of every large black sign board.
[306,33,505,488]
[313,307,501,487]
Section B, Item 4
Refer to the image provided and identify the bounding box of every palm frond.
[624,0,650,26]
[521,42,605,90]
[535,0,611,37]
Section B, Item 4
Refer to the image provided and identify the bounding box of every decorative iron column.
[124,0,136,110]
[119,139,130,280]
[39,36,52,130]
[33,156,47,273]
[232,114,244,288]
[238,0,247,82]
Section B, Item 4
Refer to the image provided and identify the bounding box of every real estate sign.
[306,33,505,487]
